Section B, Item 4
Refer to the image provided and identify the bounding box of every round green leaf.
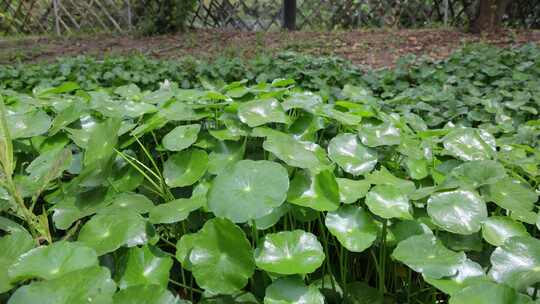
[255,230,325,275]
[251,204,290,230]
[405,158,429,180]
[483,177,538,214]
[358,121,401,147]
[78,210,149,255]
[117,245,172,289]
[427,190,487,235]
[207,141,245,175]
[442,128,495,161]
[163,149,208,188]
[182,218,255,294]
[449,281,529,304]
[162,124,201,151]
[100,192,154,214]
[8,266,116,304]
[175,234,196,271]
[7,110,51,139]
[325,205,378,252]
[0,231,34,293]
[489,236,540,291]
[336,178,370,204]
[287,170,340,212]
[149,197,204,224]
[450,160,507,188]
[481,216,529,246]
[8,241,98,283]
[238,98,289,127]
[51,187,109,230]
[390,220,432,244]
[391,234,466,279]
[423,259,486,295]
[113,285,180,304]
[365,167,416,195]
[208,160,289,223]
[365,185,412,220]
[327,133,377,176]
[262,132,331,172]
[264,277,324,304]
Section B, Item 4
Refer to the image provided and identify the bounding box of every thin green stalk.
[169,278,203,294]
[407,268,412,304]
[317,213,337,293]
[339,244,347,294]
[379,220,388,295]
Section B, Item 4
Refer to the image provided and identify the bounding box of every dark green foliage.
[0,43,539,304]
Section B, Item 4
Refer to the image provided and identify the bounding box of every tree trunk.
[471,0,510,33]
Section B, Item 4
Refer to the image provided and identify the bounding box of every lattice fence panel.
[1,0,539,35]
[190,0,283,31]
[1,0,133,35]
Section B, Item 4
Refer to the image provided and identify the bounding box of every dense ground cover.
[0,43,539,303]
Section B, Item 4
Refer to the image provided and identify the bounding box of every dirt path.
[1,29,539,68]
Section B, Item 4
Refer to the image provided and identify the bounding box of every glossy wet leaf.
[255,230,325,274]
[427,190,487,235]
[390,220,432,244]
[405,157,429,180]
[251,204,290,230]
[113,285,180,304]
[336,178,370,204]
[365,185,412,220]
[365,166,416,194]
[51,187,109,230]
[264,277,324,304]
[262,132,331,172]
[443,128,495,161]
[78,209,149,255]
[100,192,154,214]
[450,160,507,188]
[8,241,98,283]
[79,118,121,187]
[449,281,530,304]
[325,205,378,252]
[237,98,289,127]
[483,177,538,214]
[149,196,204,224]
[0,231,34,293]
[163,149,208,188]
[358,121,401,147]
[207,141,245,175]
[424,259,486,295]
[7,110,51,139]
[481,216,529,246]
[8,266,116,304]
[328,133,378,175]
[392,234,466,278]
[282,92,323,112]
[287,170,340,212]
[489,236,540,291]
[162,124,201,151]
[177,218,254,294]
[208,160,289,223]
[117,245,172,289]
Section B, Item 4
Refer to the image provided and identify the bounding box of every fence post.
[283,0,296,30]
[53,0,61,35]
[443,0,448,26]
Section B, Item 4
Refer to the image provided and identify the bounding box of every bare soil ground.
[1,29,539,68]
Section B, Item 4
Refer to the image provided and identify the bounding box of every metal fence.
[1,0,539,35]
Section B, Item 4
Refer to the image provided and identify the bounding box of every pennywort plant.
[0,43,539,304]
